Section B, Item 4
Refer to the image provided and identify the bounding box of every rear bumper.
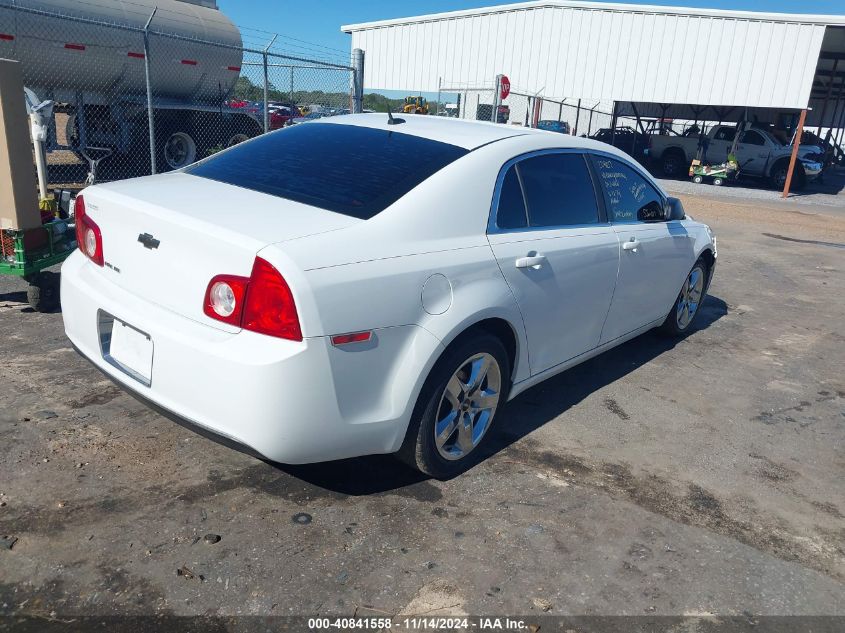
[61,252,439,464]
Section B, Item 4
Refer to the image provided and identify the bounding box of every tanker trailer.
[0,0,263,176]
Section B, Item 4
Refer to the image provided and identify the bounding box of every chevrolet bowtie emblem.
[138,233,160,250]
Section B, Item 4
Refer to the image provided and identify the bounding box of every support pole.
[587,107,594,136]
[262,35,277,133]
[492,75,502,123]
[574,98,581,135]
[290,67,294,115]
[143,8,157,175]
[436,76,442,117]
[610,101,619,146]
[782,108,807,198]
[351,48,364,114]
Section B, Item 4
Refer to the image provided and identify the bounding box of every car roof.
[313,113,643,163]
[314,113,551,150]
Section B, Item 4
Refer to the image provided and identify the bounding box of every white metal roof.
[342,0,845,112]
[342,0,845,31]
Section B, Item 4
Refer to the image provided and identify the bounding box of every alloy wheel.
[434,353,502,461]
[676,265,705,330]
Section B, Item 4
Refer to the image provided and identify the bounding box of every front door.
[589,154,696,344]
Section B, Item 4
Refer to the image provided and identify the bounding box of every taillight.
[203,257,302,341]
[73,195,104,266]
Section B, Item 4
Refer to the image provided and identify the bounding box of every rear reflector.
[227,66,241,72]
[128,52,145,59]
[203,274,248,326]
[331,331,372,346]
[64,43,85,51]
[181,59,198,65]
[0,34,14,41]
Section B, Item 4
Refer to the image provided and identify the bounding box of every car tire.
[660,258,709,337]
[769,159,806,191]
[692,175,703,184]
[661,150,685,177]
[398,332,510,478]
[26,272,60,313]
[157,124,198,171]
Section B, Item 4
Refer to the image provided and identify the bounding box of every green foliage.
[230,76,402,112]
[362,93,403,113]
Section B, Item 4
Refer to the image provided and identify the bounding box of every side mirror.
[665,197,686,221]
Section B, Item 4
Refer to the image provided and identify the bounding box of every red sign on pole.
[500,75,510,100]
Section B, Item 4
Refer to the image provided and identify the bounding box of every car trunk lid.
[80,173,358,330]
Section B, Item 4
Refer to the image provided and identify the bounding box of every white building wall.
[345,1,833,110]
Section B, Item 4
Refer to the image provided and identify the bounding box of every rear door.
[487,151,620,375]
[590,154,696,344]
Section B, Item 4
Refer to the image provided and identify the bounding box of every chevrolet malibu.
[62,114,716,477]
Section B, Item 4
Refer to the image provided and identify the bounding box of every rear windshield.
[186,123,469,219]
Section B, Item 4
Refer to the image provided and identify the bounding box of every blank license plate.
[108,319,153,384]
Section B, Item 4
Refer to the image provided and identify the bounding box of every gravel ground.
[0,187,843,623]
[657,164,845,210]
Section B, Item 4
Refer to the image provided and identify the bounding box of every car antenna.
[387,109,405,126]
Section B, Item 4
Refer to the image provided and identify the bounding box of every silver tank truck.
[0,0,263,174]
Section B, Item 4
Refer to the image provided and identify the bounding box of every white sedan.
[62,114,716,477]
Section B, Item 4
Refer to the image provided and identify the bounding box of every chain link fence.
[439,80,650,164]
[440,80,618,133]
[0,1,358,190]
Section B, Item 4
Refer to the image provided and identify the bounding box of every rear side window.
[517,153,599,227]
[186,123,468,219]
[496,165,528,229]
[713,127,736,142]
[590,156,664,222]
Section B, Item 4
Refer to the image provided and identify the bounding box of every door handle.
[622,238,641,252]
[515,254,547,269]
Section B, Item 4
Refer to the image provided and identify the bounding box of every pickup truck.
[649,125,824,189]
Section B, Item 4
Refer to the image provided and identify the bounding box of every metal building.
[342,1,845,128]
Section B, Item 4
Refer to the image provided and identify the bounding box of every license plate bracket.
[98,311,153,386]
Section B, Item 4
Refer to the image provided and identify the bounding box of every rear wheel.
[661,150,686,177]
[660,259,708,336]
[713,177,724,186]
[158,125,198,171]
[26,272,60,313]
[398,333,509,478]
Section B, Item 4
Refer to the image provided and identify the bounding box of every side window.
[591,156,664,223]
[517,153,599,227]
[740,130,766,146]
[495,165,528,229]
[713,127,736,142]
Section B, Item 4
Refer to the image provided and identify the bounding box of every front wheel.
[660,259,708,336]
[398,333,510,478]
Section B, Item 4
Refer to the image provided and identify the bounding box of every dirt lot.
[0,184,843,623]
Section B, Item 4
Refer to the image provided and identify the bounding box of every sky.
[218,0,845,64]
